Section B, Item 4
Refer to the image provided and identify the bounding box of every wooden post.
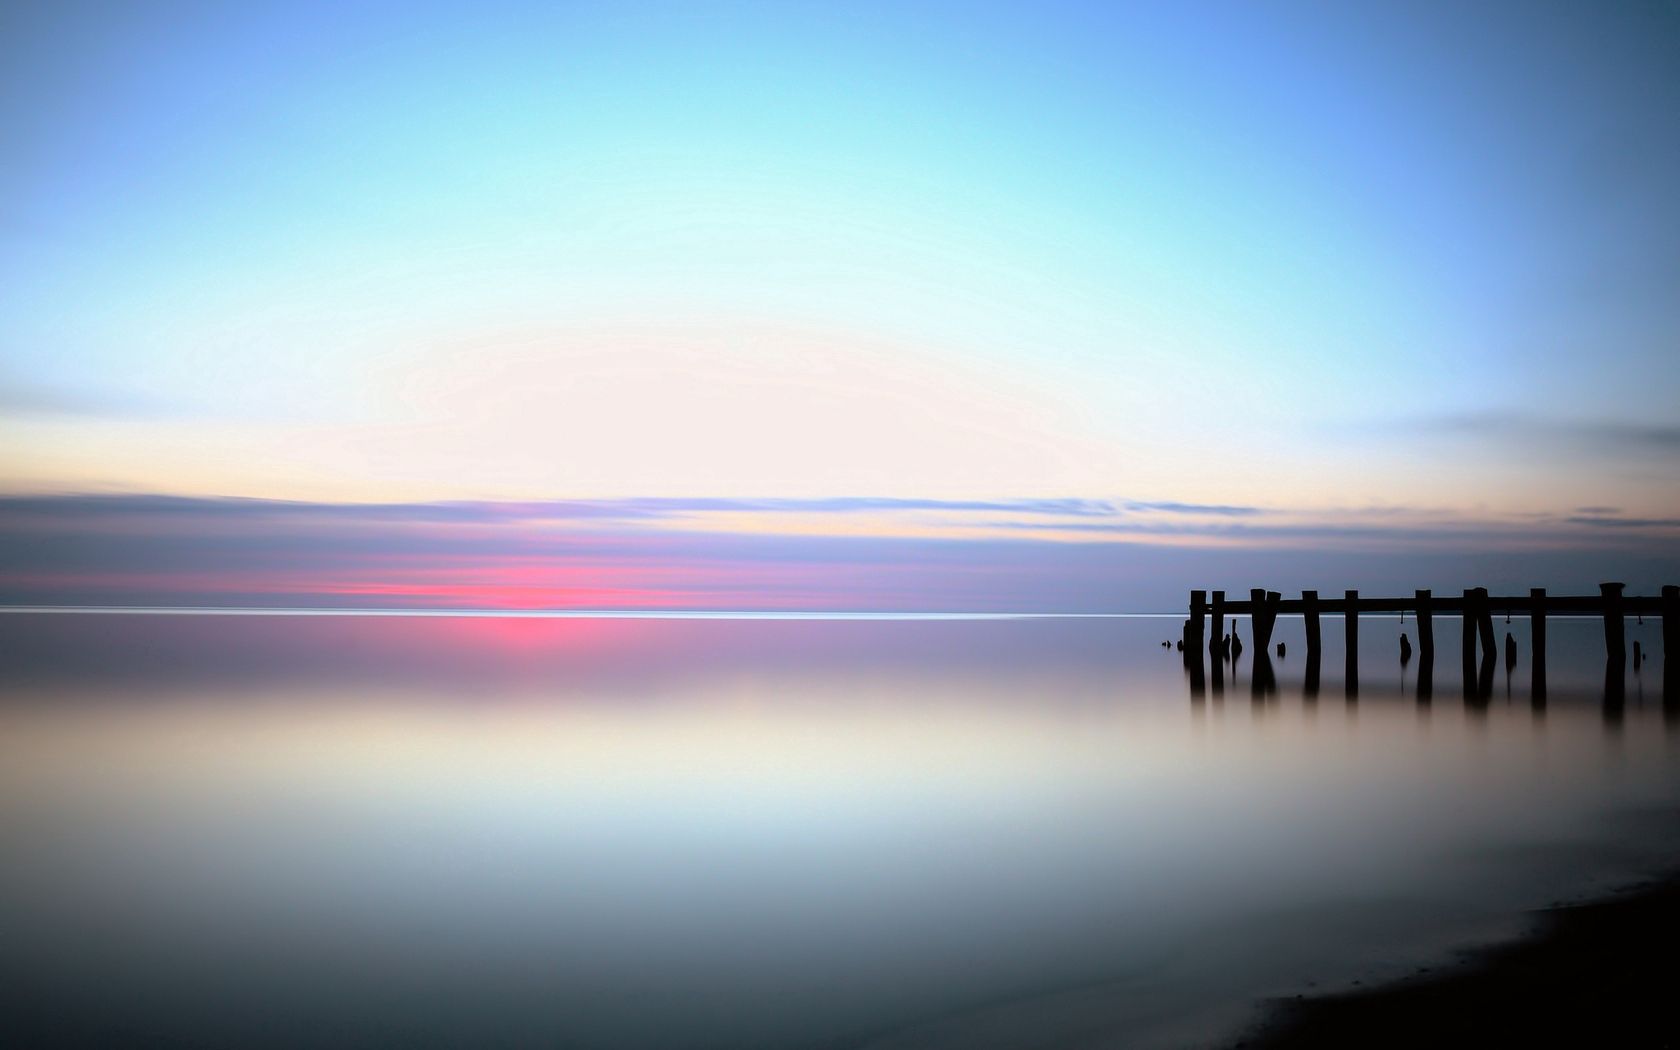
[1252,649,1277,698]
[1473,588,1496,700]
[1208,590,1225,657]
[1250,589,1265,639]
[1659,585,1676,659]
[1664,585,1678,707]
[1266,591,1281,652]
[1475,587,1496,665]
[1605,655,1625,716]
[1461,589,1476,660]
[1189,590,1207,654]
[1302,590,1321,658]
[1461,588,1477,695]
[1301,590,1320,700]
[1530,587,1547,700]
[1345,589,1359,697]
[1601,582,1625,663]
[1250,589,1281,652]
[1415,589,1433,663]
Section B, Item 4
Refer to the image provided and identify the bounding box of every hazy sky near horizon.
[3,1,1678,600]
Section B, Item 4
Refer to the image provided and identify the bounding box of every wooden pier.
[1181,583,1678,700]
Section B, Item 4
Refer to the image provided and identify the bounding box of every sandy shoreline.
[1234,869,1680,1048]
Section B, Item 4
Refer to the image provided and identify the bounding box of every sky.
[2,1,1677,609]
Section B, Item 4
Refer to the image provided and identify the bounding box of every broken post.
[1664,585,1678,659]
[1415,589,1433,664]
[1665,586,1678,708]
[1601,582,1625,663]
[1475,587,1496,666]
[1250,589,1281,652]
[1302,590,1322,659]
[1188,590,1207,658]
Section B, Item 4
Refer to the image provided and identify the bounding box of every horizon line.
[0,605,1160,620]
[0,605,1615,622]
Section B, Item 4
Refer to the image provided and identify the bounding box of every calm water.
[1,611,1677,1048]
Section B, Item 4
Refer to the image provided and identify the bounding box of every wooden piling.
[1250,589,1281,652]
[1665,585,1678,706]
[1177,584,1675,704]
[1251,650,1274,699]
[1459,588,1477,698]
[1415,589,1433,663]
[1474,587,1496,664]
[1660,585,1676,659]
[1345,589,1359,696]
[1266,591,1281,650]
[1478,647,1496,700]
[1461,587,1477,667]
[1601,582,1625,663]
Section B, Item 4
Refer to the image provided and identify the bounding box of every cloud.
[0,494,1119,525]
[1567,514,1680,528]
[0,494,671,523]
[1121,500,1261,516]
[1407,412,1680,457]
[570,497,1121,519]
[0,490,1676,612]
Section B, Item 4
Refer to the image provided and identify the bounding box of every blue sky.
[2,1,1677,606]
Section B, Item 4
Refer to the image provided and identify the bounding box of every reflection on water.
[1,613,1677,1048]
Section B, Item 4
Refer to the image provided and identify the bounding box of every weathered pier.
[1182,584,1678,700]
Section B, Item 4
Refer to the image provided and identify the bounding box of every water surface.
[1,612,1676,1048]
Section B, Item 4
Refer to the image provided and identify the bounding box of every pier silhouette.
[1182,584,1678,707]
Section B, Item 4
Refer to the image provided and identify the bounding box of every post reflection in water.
[1604,656,1626,726]
[1,611,1677,1050]
[1185,612,1666,732]
[1251,651,1277,701]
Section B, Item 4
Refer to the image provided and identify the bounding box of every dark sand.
[1238,873,1680,1048]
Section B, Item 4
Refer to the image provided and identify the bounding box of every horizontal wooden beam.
[1203,595,1665,616]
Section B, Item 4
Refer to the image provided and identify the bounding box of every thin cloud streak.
[1122,501,1261,517]
[1567,514,1680,529]
[1393,412,1680,458]
[0,494,1118,524]
[1,492,1676,612]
